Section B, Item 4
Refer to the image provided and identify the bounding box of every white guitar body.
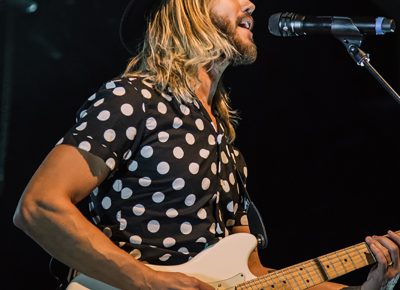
[66,233,257,290]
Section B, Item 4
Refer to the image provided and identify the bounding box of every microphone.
[268,12,396,37]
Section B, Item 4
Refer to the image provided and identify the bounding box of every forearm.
[14,195,153,289]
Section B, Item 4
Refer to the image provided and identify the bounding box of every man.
[13,0,400,289]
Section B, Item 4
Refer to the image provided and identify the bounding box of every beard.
[210,13,257,66]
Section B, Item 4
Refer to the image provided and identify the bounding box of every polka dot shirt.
[57,76,249,265]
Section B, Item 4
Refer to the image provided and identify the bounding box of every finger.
[373,235,399,268]
[366,236,389,273]
[388,230,400,247]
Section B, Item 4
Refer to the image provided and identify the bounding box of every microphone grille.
[268,12,284,36]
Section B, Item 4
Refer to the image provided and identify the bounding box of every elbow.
[13,194,48,234]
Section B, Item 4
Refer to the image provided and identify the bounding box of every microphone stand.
[332,17,400,104]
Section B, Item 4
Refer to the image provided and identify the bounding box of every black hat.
[119,0,257,55]
[119,0,163,55]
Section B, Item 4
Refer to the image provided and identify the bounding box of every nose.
[243,1,256,15]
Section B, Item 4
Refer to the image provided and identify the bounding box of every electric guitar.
[66,230,399,290]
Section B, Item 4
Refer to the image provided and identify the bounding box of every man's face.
[209,0,257,65]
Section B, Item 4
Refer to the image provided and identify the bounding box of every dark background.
[1,0,399,289]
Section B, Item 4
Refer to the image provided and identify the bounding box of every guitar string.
[238,242,373,289]
[236,231,400,289]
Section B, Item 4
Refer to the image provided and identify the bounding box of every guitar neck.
[237,230,400,290]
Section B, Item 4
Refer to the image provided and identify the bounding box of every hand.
[361,230,400,290]
[148,270,215,290]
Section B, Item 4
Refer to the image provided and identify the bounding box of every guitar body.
[66,233,258,290]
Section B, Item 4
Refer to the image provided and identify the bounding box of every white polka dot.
[101,197,112,210]
[130,249,141,259]
[97,110,110,121]
[229,173,236,185]
[94,98,104,107]
[184,194,196,206]
[221,151,229,164]
[113,87,126,96]
[196,237,207,243]
[189,163,199,175]
[129,235,142,245]
[195,119,204,131]
[221,180,230,192]
[227,201,234,212]
[121,103,133,116]
[211,163,217,175]
[226,219,235,227]
[201,178,211,190]
[216,223,224,234]
[56,137,64,145]
[163,237,176,248]
[243,166,248,178]
[112,180,122,192]
[78,141,91,152]
[234,150,240,157]
[199,149,210,159]
[147,220,160,233]
[185,133,195,145]
[209,223,216,234]
[153,160,169,174]
[141,89,152,99]
[141,146,153,158]
[80,110,87,119]
[197,208,207,220]
[88,93,96,101]
[225,145,232,157]
[217,134,223,144]
[173,117,183,129]
[158,131,169,143]
[152,192,165,203]
[157,102,167,114]
[128,160,138,172]
[139,177,152,187]
[106,81,116,89]
[180,104,190,115]
[104,129,116,142]
[126,127,137,140]
[146,117,157,130]
[142,103,146,112]
[180,222,192,235]
[76,122,87,131]
[132,204,145,216]
[92,187,99,196]
[173,147,184,159]
[241,215,249,226]
[116,211,127,230]
[121,188,133,199]
[123,150,132,160]
[166,208,178,218]
[233,203,239,214]
[106,158,116,170]
[178,247,189,255]
[172,178,185,190]
[161,92,172,101]
[159,254,172,262]
[208,135,216,145]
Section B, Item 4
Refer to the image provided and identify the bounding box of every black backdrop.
[1,0,399,289]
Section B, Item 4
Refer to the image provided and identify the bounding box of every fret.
[236,230,400,290]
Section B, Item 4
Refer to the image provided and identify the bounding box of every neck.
[196,60,229,108]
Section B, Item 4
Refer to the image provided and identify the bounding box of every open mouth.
[238,17,254,31]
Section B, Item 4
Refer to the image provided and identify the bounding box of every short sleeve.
[57,77,146,173]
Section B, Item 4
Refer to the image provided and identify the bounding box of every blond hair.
[122,0,240,142]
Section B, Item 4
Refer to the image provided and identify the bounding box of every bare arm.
[13,145,213,290]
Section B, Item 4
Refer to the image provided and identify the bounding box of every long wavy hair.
[122,0,240,142]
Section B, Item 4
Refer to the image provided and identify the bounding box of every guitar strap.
[230,147,268,249]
